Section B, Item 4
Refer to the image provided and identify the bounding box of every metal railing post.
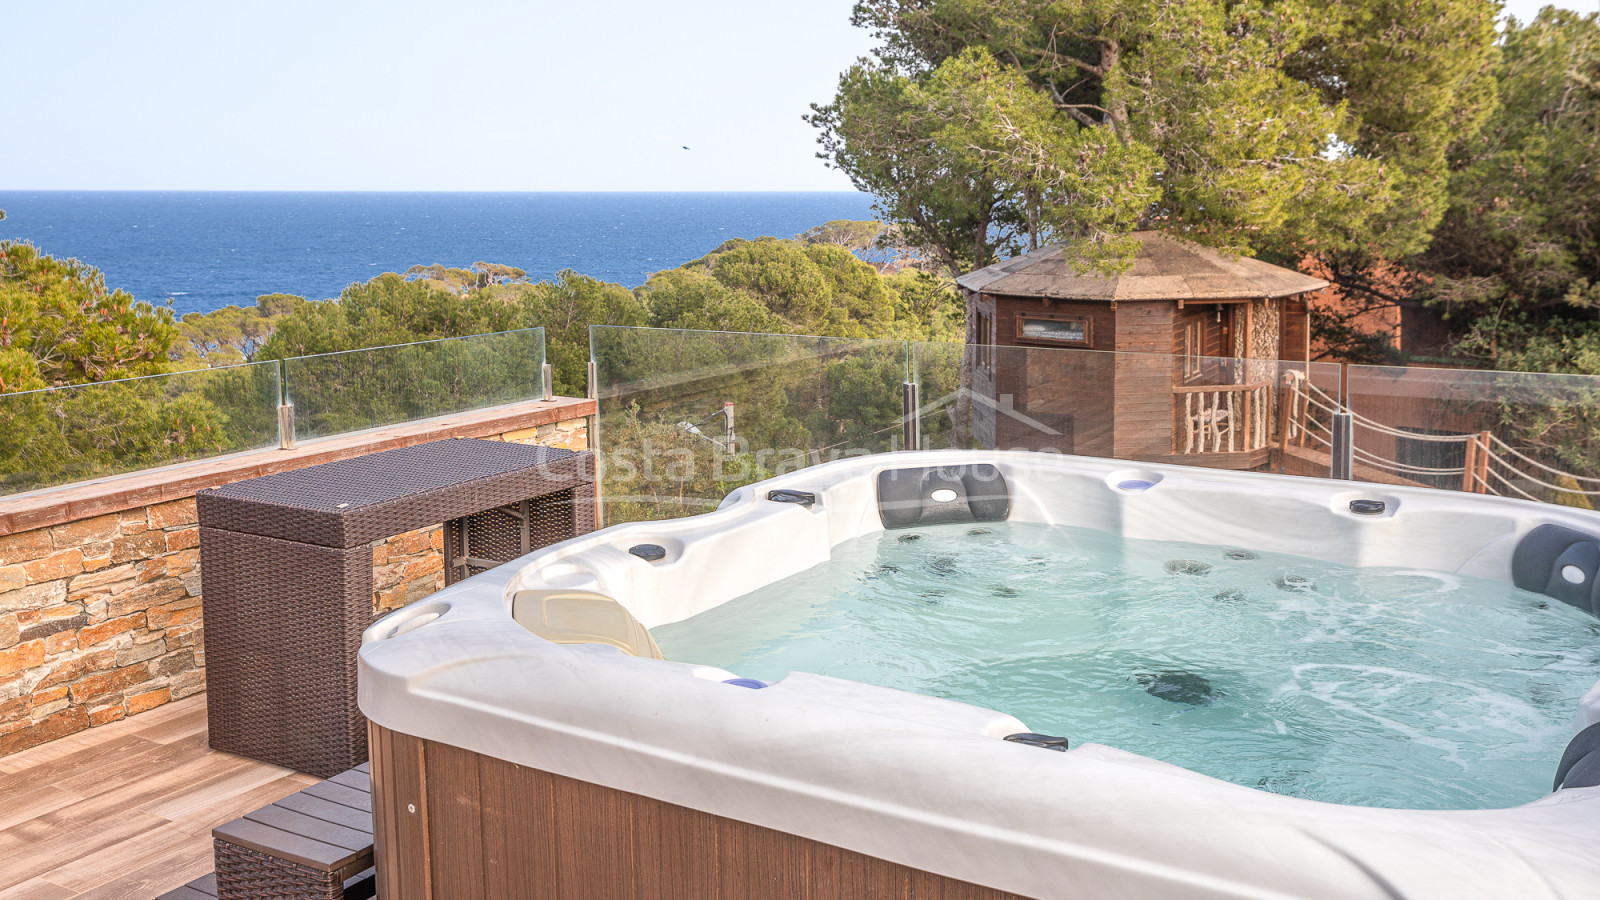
[901,381,921,451]
[584,356,602,527]
[542,362,554,401]
[1330,410,1353,480]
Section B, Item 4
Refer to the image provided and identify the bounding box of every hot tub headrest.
[1554,722,1600,791]
[877,464,1010,530]
[1511,523,1600,618]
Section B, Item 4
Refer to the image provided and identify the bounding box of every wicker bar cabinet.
[197,438,596,777]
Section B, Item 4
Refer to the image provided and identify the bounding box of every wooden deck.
[1274,443,1432,487]
[0,695,317,900]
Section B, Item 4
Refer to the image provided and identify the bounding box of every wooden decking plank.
[38,821,195,892]
[212,818,355,872]
[32,745,264,836]
[124,699,210,745]
[0,877,74,900]
[0,692,336,900]
[0,735,160,803]
[159,773,309,838]
[0,805,170,891]
[275,791,375,833]
[244,804,374,852]
[79,846,216,900]
[0,717,148,773]
[0,784,83,832]
[138,763,299,827]
[53,733,229,798]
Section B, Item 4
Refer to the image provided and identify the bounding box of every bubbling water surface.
[651,522,1600,810]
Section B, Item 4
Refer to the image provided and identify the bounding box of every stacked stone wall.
[0,410,589,758]
[0,499,206,754]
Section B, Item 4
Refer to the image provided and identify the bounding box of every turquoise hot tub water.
[652,521,1600,811]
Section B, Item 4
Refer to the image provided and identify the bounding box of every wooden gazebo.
[956,231,1328,468]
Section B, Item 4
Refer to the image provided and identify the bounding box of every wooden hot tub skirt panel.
[368,723,1031,900]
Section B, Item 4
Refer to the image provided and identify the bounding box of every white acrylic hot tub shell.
[359,451,1600,899]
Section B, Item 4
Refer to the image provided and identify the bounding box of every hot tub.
[358,451,1600,899]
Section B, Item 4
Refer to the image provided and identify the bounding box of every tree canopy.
[495,271,649,397]
[256,272,520,360]
[1420,8,1600,371]
[404,261,530,292]
[0,240,177,392]
[0,243,272,494]
[1302,9,1600,369]
[174,294,305,367]
[810,0,1499,276]
[197,225,961,396]
[638,236,962,343]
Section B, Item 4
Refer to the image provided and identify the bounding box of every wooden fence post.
[1277,376,1293,457]
[1474,431,1493,494]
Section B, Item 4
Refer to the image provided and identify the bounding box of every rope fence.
[1285,373,1600,504]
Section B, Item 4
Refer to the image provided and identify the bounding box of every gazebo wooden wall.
[972,295,1293,465]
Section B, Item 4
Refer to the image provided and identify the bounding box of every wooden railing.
[1277,370,1336,457]
[1175,381,1271,454]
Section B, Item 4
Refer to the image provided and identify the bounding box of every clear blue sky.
[1,0,1590,192]
[2,0,875,191]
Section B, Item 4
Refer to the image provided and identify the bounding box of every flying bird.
[682,145,691,150]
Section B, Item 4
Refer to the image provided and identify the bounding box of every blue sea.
[0,191,878,317]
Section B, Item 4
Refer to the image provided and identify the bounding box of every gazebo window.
[1014,312,1091,348]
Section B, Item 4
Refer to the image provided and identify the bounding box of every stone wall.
[0,499,207,753]
[0,405,590,758]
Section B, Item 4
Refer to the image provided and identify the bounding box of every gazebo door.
[1174,306,1265,458]
[1176,308,1229,383]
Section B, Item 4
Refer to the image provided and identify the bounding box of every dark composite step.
[199,763,378,900]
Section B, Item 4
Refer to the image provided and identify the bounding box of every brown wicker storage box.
[198,438,595,777]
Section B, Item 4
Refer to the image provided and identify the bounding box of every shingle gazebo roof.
[955,231,1328,301]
